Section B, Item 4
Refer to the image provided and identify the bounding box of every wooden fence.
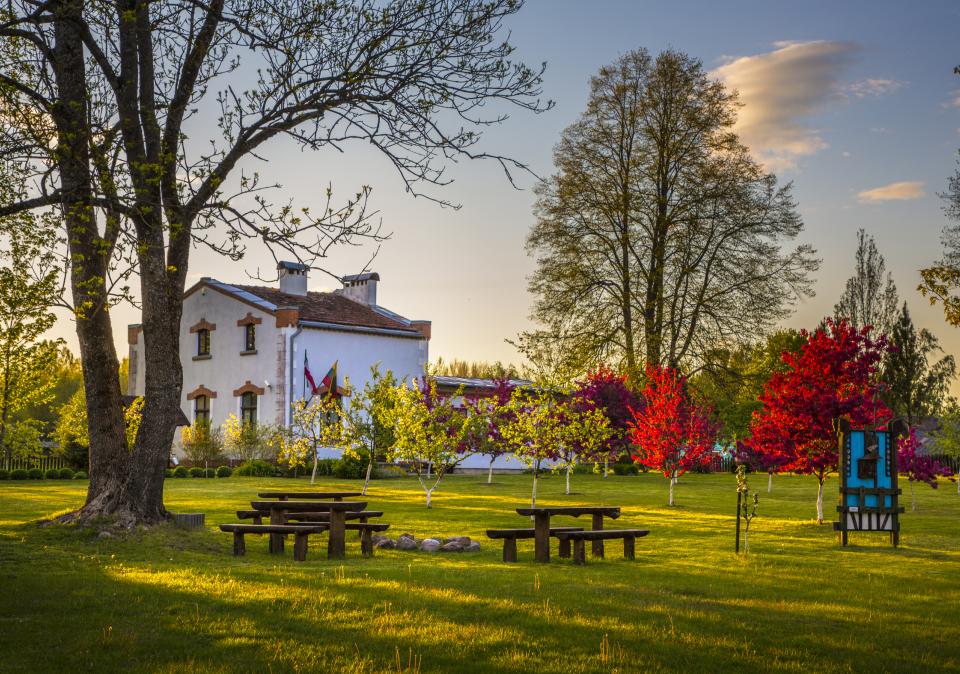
[1,455,66,472]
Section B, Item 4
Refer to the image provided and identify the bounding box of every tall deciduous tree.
[629,365,717,506]
[0,227,61,466]
[0,0,548,525]
[834,228,899,338]
[882,303,956,425]
[746,319,890,523]
[519,49,817,375]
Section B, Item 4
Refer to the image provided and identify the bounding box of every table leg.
[623,535,635,560]
[558,537,571,558]
[573,539,586,565]
[360,529,373,557]
[591,513,604,558]
[269,507,285,554]
[328,510,347,559]
[233,531,246,556]
[534,513,551,563]
[293,532,309,561]
[503,538,518,563]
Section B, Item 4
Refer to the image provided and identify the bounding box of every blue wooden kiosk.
[834,419,907,547]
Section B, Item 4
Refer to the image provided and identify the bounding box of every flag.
[304,352,319,394]
[320,361,338,397]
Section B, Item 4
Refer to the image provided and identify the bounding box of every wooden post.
[361,528,374,557]
[558,537,571,558]
[623,535,635,560]
[735,490,742,553]
[233,531,246,556]
[591,513,604,558]
[572,539,586,566]
[533,513,551,563]
[269,507,285,554]
[503,538,518,563]
[327,509,347,559]
[293,532,309,562]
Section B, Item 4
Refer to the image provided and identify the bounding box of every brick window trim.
[189,318,217,334]
[186,385,218,401]
[233,381,265,396]
[236,313,263,327]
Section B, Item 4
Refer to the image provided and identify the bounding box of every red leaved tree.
[629,365,717,506]
[572,366,641,477]
[746,319,890,522]
[898,429,955,511]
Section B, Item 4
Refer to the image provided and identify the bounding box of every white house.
[127,262,430,457]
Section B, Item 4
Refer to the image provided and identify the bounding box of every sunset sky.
[53,0,960,370]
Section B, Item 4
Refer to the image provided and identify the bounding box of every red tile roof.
[231,284,419,334]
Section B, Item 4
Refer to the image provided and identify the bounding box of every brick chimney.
[278,261,308,296]
[338,272,379,305]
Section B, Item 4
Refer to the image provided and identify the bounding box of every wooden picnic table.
[250,500,368,559]
[257,491,362,501]
[515,506,621,563]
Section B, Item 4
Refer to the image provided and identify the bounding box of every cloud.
[948,91,960,108]
[713,41,858,171]
[842,78,904,99]
[856,181,925,203]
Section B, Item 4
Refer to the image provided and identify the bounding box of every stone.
[371,534,390,544]
[440,541,465,552]
[419,538,441,552]
[465,541,481,552]
[396,536,418,551]
[373,538,395,549]
[97,531,113,540]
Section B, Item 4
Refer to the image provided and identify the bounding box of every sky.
[49,0,960,371]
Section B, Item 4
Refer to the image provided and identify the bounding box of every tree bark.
[487,458,494,484]
[362,460,373,495]
[668,471,675,506]
[311,450,319,485]
[531,466,539,508]
[565,464,571,495]
[767,470,773,494]
[816,477,825,523]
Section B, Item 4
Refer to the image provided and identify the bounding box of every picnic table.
[251,500,368,559]
[257,491,362,501]
[515,506,621,562]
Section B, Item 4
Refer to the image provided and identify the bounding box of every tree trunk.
[603,458,609,478]
[425,487,433,509]
[362,459,373,496]
[767,470,773,494]
[487,457,494,484]
[531,467,539,508]
[743,524,750,554]
[311,450,319,485]
[816,478,824,523]
[565,464,571,495]
[668,471,675,506]
[911,481,916,512]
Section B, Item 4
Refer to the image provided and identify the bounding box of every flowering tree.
[465,379,516,484]
[222,415,278,463]
[898,429,955,511]
[383,379,481,508]
[275,395,343,483]
[500,389,610,503]
[180,420,224,470]
[336,367,399,494]
[746,319,890,522]
[571,366,640,477]
[629,365,717,506]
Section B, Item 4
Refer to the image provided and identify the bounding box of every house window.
[194,395,210,425]
[197,328,211,356]
[241,392,258,425]
[244,324,256,352]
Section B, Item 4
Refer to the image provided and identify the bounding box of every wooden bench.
[486,527,585,562]
[236,510,264,525]
[286,511,384,537]
[219,523,329,561]
[554,529,650,565]
[343,522,391,556]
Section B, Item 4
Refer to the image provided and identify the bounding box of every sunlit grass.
[1,472,959,672]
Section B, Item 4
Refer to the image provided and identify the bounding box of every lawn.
[1,471,958,673]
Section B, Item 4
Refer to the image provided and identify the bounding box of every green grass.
[1,472,959,673]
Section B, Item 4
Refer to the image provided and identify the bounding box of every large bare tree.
[0,0,548,525]
[518,49,818,378]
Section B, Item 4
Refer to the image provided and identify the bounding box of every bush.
[60,440,89,472]
[0,469,8,480]
[203,468,217,478]
[573,462,602,475]
[314,458,336,476]
[332,454,368,479]
[44,468,61,479]
[164,469,173,478]
[11,469,28,480]
[612,462,639,476]
[215,465,232,478]
[189,467,205,478]
[74,471,88,480]
[58,468,75,480]
[234,460,274,477]
[28,468,44,480]
[172,466,189,478]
